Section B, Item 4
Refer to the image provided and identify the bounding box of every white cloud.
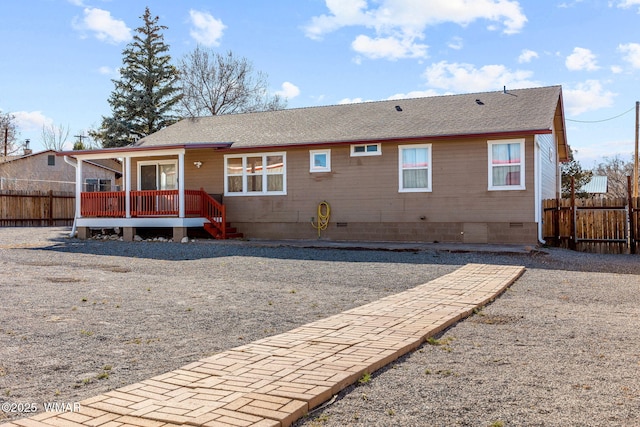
[566,47,599,71]
[72,8,131,44]
[275,82,301,99]
[518,49,539,63]
[189,10,226,47]
[563,80,615,116]
[339,97,370,104]
[615,0,640,10]
[387,89,441,100]
[12,111,53,132]
[422,61,538,92]
[351,35,428,60]
[448,37,463,50]
[618,42,640,68]
[304,0,526,61]
[611,65,623,73]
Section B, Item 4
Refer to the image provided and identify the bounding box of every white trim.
[487,139,526,191]
[398,144,432,193]
[224,152,287,196]
[309,149,331,173]
[76,217,207,228]
[125,157,131,218]
[72,148,186,161]
[350,143,381,157]
[178,152,185,218]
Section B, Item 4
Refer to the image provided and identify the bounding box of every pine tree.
[92,7,181,148]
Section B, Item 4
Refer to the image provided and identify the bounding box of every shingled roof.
[134,85,567,156]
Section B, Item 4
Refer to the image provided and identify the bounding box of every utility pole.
[74,134,88,149]
[635,101,639,198]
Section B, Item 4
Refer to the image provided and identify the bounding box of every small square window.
[350,143,381,157]
[310,149,331,173]
[47,155,55,166]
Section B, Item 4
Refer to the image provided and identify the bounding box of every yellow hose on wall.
[312,201,330,238]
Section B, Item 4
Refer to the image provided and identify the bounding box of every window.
[137,161,177,191]
[85,179,112,192]
[310,149,331,173]
[488,139,525,190]
[398,144,431,192]
[351,143,381,156]
[47,155,55,166]
[224,152,286,196]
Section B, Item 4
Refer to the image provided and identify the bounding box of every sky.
[2,0,640,168]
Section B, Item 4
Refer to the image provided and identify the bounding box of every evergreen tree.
[92,7,181,148]
[561,149,592,198]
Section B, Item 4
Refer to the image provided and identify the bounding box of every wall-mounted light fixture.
[194,161,203,168]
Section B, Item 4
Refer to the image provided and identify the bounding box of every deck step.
[203,222,244,240]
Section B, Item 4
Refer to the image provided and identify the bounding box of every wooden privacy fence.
[542,197,632,254]
[0,190,75,226]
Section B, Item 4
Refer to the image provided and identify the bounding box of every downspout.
[63,156,78,238]
[534,140,545,245]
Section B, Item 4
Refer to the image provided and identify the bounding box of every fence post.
[48,190,54,226]
[628,176,636,254]
[569,177,577,251]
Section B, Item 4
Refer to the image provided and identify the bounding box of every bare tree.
[592,155,633,198]
[0,111,20,158]
[41,123,71,151]
[178,46,286,117]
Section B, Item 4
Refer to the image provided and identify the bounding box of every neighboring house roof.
[132,85,568,159]
[581,175,608,194]
[1,150,121,175]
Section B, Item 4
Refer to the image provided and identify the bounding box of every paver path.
[4,263,524,427]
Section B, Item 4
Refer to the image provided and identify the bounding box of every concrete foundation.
[123,227,136,242]
[172,227,188,242]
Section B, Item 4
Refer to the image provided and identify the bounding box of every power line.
[566,105,636,123]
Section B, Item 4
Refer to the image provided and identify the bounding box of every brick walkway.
[4,263,524,427]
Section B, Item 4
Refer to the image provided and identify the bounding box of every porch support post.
[76,159,83,218]
[178,151,185,218]
[125,156,131,218]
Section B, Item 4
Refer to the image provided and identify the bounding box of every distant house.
[0,150,121,193]
[61,85,569,244]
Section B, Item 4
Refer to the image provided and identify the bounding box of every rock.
[133,235,143,242]
[181,236,189,243]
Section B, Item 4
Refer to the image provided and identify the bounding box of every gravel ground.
[0,227,639,427]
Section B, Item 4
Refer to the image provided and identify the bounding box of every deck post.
[178,152,185,218]
[123,227,136,242]
[173,227,188,242]
[125,156,131,218]
[76,159,83,218]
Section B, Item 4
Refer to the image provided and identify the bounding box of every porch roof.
[57,142,232,159]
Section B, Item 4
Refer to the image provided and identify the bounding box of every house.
[61,85,569,244]
[0,150,121,193]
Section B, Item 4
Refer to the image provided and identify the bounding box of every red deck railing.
[80,190,223,220]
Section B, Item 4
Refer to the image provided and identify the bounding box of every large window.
[398,144,431,192]
[488,139,525,190]
[225,153,286,196]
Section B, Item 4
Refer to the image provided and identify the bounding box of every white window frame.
[398,144,432,193]
[224,152,287,196]
[350,143,381,157]
[309,149,331,173]
[488,139,525,191]
[137,160,178,191]
[84,178,112,192]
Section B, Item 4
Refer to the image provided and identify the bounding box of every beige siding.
[216,137,536,243]
[126,137,541,243]
[0,152,116,192]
